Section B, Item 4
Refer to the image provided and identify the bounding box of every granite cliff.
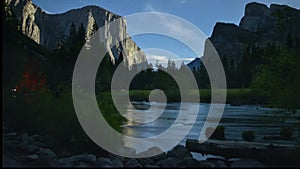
[203,2,300,67]
[4,0,148,68]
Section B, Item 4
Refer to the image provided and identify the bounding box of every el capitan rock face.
[4,0,148,68]
[203,2,300,67]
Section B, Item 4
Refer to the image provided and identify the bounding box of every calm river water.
[120,102,300,159]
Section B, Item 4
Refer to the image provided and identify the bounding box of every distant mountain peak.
[204,2,300,66]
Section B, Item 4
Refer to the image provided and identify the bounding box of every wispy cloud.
[126,10,206,64]
[42,9,55,14]
[151,13,206,56]
[179,0,187,4]
[144,2,158,12]
[79,0,87,4]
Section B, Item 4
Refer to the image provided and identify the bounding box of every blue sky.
[32,0,300,67]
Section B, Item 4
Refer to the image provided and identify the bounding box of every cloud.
[179,0,187,4]
[146,53,195,68]
[127,13,206,56]
[42,9,55,14]
[153,14,206,56]
[144,3,156,12]
[79,0,87,4]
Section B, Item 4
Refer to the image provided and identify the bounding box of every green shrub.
[205,126,225,140]
[242,130,255,142]
[280,127,293,139]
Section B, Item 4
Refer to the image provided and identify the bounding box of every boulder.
[65,154,96,163]
[146,147,167,162]
[95,157,113,167]
[111,158,124,167]
[199,160,216,167]
[3,132,17,140]
[27,144,39,154]
[31,141,47,148]
[158,158,177,168]
[231,158,266,167]
[85,154,96,163]
[21,133,33,144]
[144,164,160,168]
[207,159,228,168]
[167,145,192,159]
[107,153,125,162]
[37,148,56,160]
[137,146,165,158]
[51,158,73,167]
[77,161,90,167]
[177,157,201,167]
[138,157,154,166]
[27,154,39,160]
[217,160,228,167]
[125,159,142,168]
[117,146,136,157]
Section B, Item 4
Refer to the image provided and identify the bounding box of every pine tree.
[69,22,77,45]
[77,22,86,45]
[92,21,98,35]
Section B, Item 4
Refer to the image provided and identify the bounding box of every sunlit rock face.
[5,0,148,68]
[203,2,300,67]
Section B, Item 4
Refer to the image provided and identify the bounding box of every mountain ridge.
[204,2,300,67]
[4,0,148,68]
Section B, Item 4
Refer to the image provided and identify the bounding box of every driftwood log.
[186,139,300,163]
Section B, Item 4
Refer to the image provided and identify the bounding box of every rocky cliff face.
[204,2,300,67]
[187,58,201,72]
[4,0,148,68]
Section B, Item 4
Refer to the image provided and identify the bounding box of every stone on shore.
[158,157,177,167]
[95,157,113,167]
[37,148,56,160]
[125,158,142,168]
[231,158,266,167]
[167,145,192,159]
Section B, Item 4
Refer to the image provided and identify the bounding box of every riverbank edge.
[113,89,269,106]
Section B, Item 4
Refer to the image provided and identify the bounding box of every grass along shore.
[107,88,268,105]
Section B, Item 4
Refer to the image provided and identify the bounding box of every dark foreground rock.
[3,128,273,167]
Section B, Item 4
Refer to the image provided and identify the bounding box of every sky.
[32,0,300,67]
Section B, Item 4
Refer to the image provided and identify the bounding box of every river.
[120,102,300,159]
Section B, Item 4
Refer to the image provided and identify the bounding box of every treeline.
[3,4,300,110]
[96,41,300,109]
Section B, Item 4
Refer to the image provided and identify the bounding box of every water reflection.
[121,101,202,153]
[121,102,300,153]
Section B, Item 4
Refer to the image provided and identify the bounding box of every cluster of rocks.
[3,128,267,167]
[49,146,227,168]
